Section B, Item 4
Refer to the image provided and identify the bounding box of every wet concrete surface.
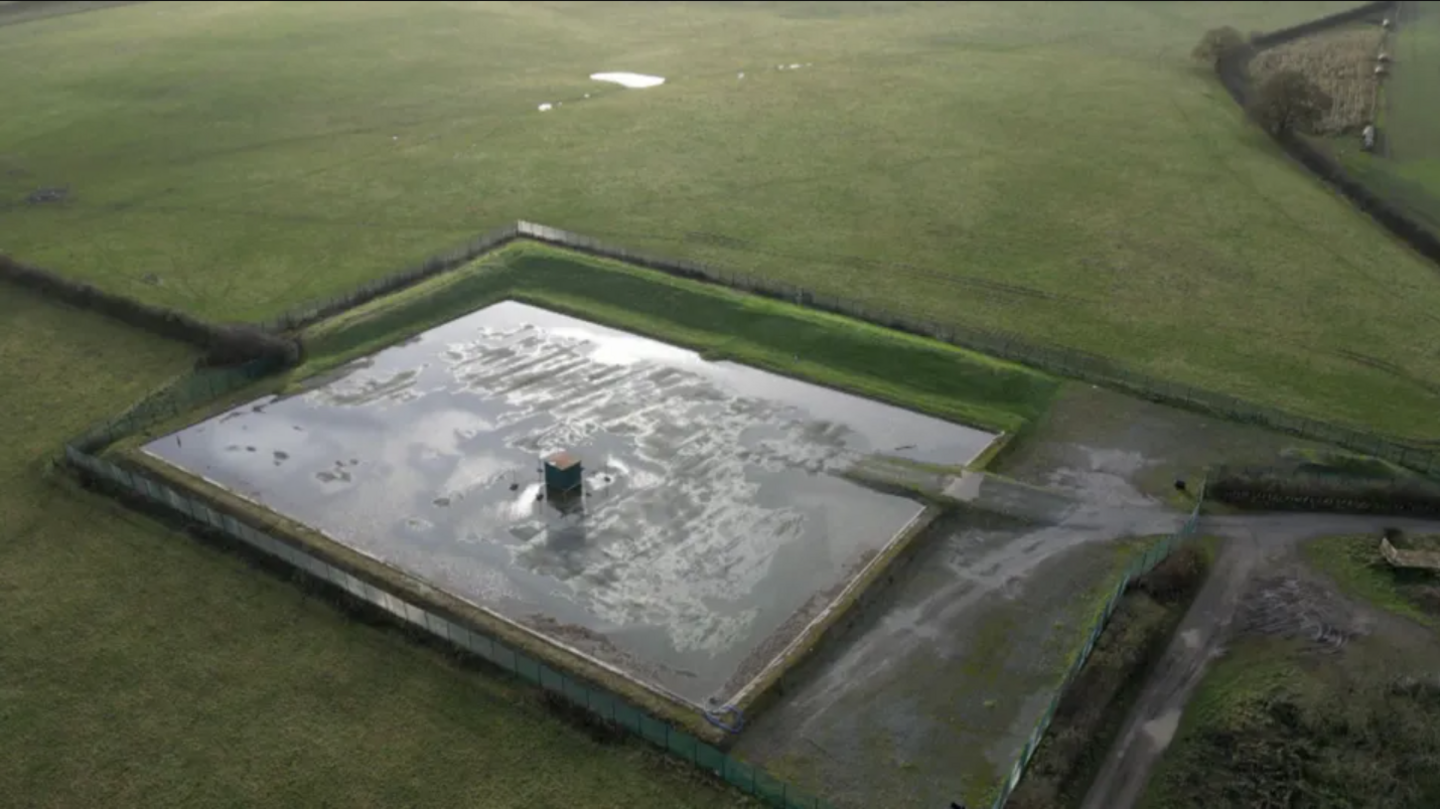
[999,382,1326,504]
[733,506,1163,808]
[731,382,1356,808]
[142,301,994,707]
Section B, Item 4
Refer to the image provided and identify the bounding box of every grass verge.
[1140,632,1440,809]
[1008,538,1219,809]
[0,290,753,807]
[298,241,1059,434]
[1300,532,1440,626]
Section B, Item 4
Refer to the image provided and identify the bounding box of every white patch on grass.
[590,72,665,89]
[537,103,553,112]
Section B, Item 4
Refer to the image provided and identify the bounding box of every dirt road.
[1078,512,1440,809]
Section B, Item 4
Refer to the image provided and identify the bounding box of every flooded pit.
[142,301,996,708]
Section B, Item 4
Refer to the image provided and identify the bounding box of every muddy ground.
[998,383,1324,505]
[1080,511,1440,809]
[733,382,1321,808]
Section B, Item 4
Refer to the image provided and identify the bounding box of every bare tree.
[1249,69,1333,136]
[1192,26,1245,67]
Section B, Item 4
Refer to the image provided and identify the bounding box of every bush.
[198,324,300,369]
[1249,69,1333,136]
[1192,26,1245,67]
[1135,545,1207,605]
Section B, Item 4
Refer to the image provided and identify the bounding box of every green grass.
[302,242,1059,433]
[2,1,1439,440]
[1279,445,1420,481]
[1386,1,1440,170]
[1330,0,1440,231]
[0,291,756,807]
[1300,533,1440,626]
[1141,632,1440,809]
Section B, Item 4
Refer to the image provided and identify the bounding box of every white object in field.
[538,103,553,112]
[589,72,665,89]
[1383,17,1392,28]
[1362,124,1377,151]
[737,71,745,79]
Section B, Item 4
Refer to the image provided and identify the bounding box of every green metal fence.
[62,443,835,809]
[985,487,1207,809]
[70,357,285,453]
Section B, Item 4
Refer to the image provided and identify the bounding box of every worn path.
[1078,512,1440,809]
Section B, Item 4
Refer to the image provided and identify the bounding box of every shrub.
[1193,26,1246,67]
[1249,69,1333,136]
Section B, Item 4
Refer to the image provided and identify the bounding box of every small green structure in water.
[544,451,583,495]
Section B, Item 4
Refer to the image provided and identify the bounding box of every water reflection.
[143,301,995,704]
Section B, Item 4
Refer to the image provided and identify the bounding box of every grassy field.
[0,290,757,807]
[2,0,1439,440]
[1332,1,1440,231]
[1385,1,1440,178]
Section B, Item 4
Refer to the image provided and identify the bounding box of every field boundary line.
[253,217,1440,475]
[1216,1,1440,265]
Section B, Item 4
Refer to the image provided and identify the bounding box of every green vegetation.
[1280,445,1420,481]
[1323,2,1440,232]
[1141,631,1440,809]
[303,243,1059,433]
[0,291,754,807]
[2,1,1438,439]
[1381,0,1440,219]
[1010,539,1218,809]
[1301,533,1440,625]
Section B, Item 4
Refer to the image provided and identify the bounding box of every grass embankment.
[2,1,1437,439]
[0,288,754,807]
[1008,539,1218,809]
[300,242,1059,434]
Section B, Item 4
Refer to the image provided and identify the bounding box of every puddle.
[589,71,665,89]
[1142,708,1183,749]
[142,301,998,707]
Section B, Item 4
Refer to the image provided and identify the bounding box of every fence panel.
[983,488,1207,809]
[61,445,858,809]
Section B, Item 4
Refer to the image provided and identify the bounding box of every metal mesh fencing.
[985,487,1207,809]
[69,356,284,454]
[62,447,836,809]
